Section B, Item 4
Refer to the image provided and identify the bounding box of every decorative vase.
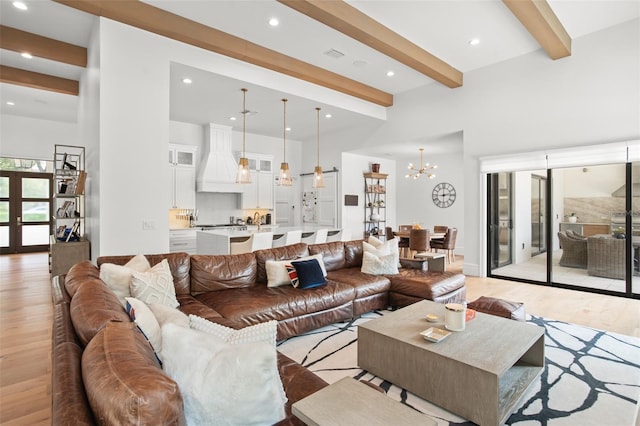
[568,216,577,223]
[370,213,380,221]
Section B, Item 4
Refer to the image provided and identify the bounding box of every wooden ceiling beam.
[0,25,87,67]
[503,0,571,59]
[277,0,462,88]
[53,0,393,107]
[0,65,79,95]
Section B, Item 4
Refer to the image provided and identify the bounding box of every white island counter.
[196,226,341,255]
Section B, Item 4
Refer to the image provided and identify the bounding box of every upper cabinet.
[169,144,197,209]
[238,153,274,210]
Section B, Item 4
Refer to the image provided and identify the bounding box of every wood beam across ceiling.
[0,25,87,68]
[53,0,393,107]
[503,0,571,60]
[278,0,462,89]
[0,65,79,95]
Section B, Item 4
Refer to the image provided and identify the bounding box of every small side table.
[292,377,436,426]
[414,252,446,271]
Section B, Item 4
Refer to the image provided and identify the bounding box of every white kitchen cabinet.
[169,144,196,209]
[239,153,274,210]
[169,229,197,254]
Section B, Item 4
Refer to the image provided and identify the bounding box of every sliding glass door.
[488,159,639,298]
[488,173,512,270]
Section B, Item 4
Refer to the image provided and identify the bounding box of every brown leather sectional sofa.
[52,240,465,425]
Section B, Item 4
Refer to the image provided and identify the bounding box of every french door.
[0,171,53,254]
[488,173,513,270]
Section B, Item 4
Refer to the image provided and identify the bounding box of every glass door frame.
[0,171,53,254]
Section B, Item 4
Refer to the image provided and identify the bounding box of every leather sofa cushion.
[308,241,346,271]
[276,352,328,424]
[82,322,185,425]
[65,261,101,297]
[190,253,257,294]
[53,341,95,425]
[388,270,465,300]
[254,243,309,284]
[195,281,356,324]
[468,296,526,321]
[70,279,130,347]
[326,268,391,299]
[344,240,364,268]
[97,253,192,296]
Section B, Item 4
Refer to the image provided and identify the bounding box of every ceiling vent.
[324,48,345,59]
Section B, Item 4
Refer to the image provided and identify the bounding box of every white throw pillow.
[361,251,399,275]
[161,324,287,426]
[266,254,327,287]
[364,237,400,268]
[125,297,162,352]
[149,303,189,328]
[189,316,277,347]
[130,259,179,308]
[99,254,151,306]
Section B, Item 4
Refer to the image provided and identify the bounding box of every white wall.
[0,115,78,160]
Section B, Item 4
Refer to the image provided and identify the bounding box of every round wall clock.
[432,182,456,208]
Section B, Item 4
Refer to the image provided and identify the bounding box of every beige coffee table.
[358,300,545,426]
[292,376,436,425]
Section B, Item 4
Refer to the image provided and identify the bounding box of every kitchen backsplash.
[196,193,242,225]
[563,197,627,223]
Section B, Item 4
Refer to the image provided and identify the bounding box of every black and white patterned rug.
[277,310,640,425]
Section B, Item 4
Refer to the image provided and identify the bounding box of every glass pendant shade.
[313,165,325,188]
[236,88,251,184]
[236,157,251,184]
[312,107,325,188]
[279,162,292,186]
[278,98,293,186]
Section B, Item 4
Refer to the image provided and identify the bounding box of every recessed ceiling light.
[325,113,332,119]
[21,52,33,59]
[286,127,291,132]
[182,77,192,84]
[13,1,27,10]
[469,38,480,46]
[229,116,237,121]
[268,18,279,27]
[386,70,395,77]
[6,101,15,106]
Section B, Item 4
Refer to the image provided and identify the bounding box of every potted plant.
[568,212,578,223]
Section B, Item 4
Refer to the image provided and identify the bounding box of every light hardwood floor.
[0,252,638,425]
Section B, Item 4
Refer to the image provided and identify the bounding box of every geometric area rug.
[277,310,640,426]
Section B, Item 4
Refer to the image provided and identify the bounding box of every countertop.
[197,225,338,238]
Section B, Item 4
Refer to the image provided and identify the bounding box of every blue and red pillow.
[285,258,326,289]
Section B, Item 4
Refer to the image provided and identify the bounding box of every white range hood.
[197,123,242,193]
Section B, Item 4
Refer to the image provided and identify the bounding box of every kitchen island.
[196,226,341,255]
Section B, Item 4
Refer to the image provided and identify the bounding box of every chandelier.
[405,148,437,179]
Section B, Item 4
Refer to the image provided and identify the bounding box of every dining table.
[393,230,445,240]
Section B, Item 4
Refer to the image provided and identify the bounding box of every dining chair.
[385,227,394,241]
[430,228,458,264]
[230,232,274,254]
[409,228,430,259]
[434,225,448,234]
[272,230,303,248]
[396,225,412,257]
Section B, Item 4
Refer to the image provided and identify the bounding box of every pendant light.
[235,88,251,184]
[278,98,292,186]
[312,107,325,188]
[405,147,437,179]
